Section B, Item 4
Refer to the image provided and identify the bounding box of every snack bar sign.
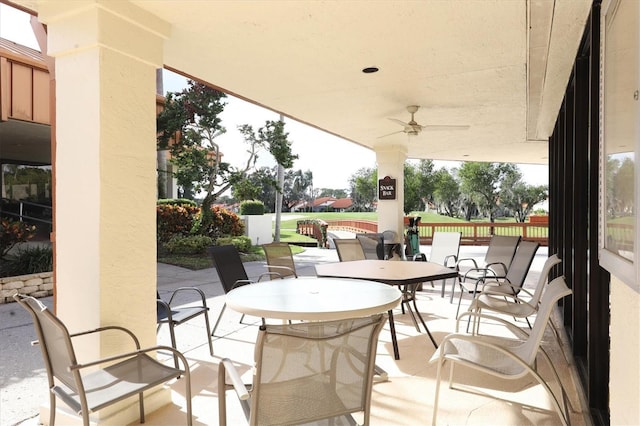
[378,176,396,200]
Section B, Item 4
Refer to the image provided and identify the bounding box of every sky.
[1,4,548,191]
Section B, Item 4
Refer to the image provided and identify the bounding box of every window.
[601,0,638,287]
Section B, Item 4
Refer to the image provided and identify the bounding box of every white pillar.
[38,1,170,423]
[375,144,407,250]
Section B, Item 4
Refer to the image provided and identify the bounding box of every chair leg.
[49,392,55,426]
[432,359,444,426]
[212,303,228,337]
[218,362,228,426]
[138,392,145,424]
[203,310,214,356]
[168,323,179,369]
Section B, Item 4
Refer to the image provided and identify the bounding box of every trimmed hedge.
[239,200,265,215]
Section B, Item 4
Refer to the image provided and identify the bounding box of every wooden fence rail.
[323,220,549,246]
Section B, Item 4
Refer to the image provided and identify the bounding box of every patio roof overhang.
[7,0,592,166]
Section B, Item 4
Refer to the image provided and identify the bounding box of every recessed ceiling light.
[362,67,379,74]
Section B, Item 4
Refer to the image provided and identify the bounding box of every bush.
[239,200,265,215]
[193,206,245,239]
[162,235,213,255]
[156,203,200,243]
[216,235,252,253]
[157,198,197,207]
[1,219,36,258]
[0,245,53,277]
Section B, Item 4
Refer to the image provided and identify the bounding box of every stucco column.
[37,2,170,422]
[375,144,407,254]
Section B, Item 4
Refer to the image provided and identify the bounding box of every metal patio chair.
[14,293,192,426]
[334,238,366,262]
[157,287,213,367]
[453,235,521,303]
[356,232,386,259]
[219,314,387,426]
[430,276,575,426]
[468,253,561,333]
[208,245,277,336]
[262,242,298,278]
[424,231,461,297]
[456,240,539,318]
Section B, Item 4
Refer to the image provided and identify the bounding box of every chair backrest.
[334,238,366,262]
[429,231,461,266]
[13,294,80,393]
[250,314,387,425]
[208,245,250,293]
[484,235,521,275]
[503,240,540,291]
[262,242,297,278]
[356,233,385,260]
[530,254,562,306]
[516,276,571,366]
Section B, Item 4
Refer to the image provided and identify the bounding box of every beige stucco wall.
[609,275,640,425]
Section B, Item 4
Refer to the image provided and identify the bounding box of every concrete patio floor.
[4,244,592,425]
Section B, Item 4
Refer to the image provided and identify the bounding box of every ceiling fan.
[380,105,470,137]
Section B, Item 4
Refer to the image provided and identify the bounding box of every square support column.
[37,2,171,423]
[375,144,407,253]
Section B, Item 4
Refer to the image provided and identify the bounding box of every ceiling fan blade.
[388,118,410,127]
[377,130,405,138]
[421,125,470,131]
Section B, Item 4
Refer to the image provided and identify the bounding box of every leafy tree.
[233,166,278,212]
[317,188,347,199]
[458,162,516,222]
[157,81,296,236]
[157,80,227,201]
[433,168,460,217]
[283,169,313,211]
[404,163,422,213]
[499,168,548,222]
[349,167,377,211]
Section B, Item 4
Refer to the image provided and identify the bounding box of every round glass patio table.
[225,276,401,321]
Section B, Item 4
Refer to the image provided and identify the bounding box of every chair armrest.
[219,358,250,400]
[157,299,174,322]
[69,325,142,349]
[167,286,208,306]
[432,332,530,365]
[257,272,284,282]
[455,311,529,338]
[455,257,479,269]
[231,279,256,290]
[485,261,508,276]
[266,265,298,278]
[71,344,190,372]
[479,280,531,298]
[461,267,499,281]
[443,254,458,268]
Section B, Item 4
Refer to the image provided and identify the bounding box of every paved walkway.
[0,243,549,426]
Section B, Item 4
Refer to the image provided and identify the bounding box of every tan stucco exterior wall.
[609,275,640,425]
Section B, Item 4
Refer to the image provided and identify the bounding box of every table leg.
[387,309,400,360]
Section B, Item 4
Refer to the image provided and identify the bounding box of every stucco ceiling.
[9,0,592,166]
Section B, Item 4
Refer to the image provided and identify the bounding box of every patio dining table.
[315,259,459,359]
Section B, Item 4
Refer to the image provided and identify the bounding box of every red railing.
[324,220,549,246]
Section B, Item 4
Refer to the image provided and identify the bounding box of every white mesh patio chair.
[425,231,461,297]
[218,314,387,426]
[468,253,562,333]
[430,276,575,426]
[14,293,192,426]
